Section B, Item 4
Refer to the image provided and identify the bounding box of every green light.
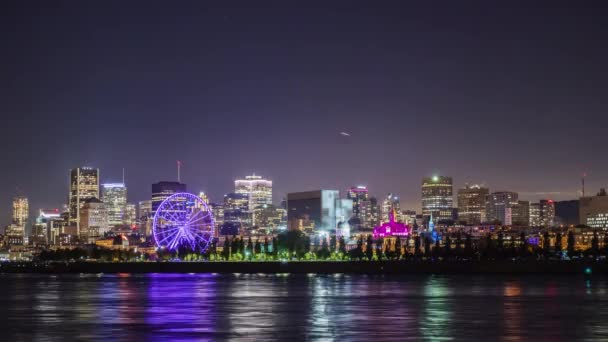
[584,267,592,275]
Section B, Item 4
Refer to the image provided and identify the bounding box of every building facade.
[457,185,489,225]
[286,190,353,232]
[381,193,401,223]
[421,176,454,222]
[79,198,109,242]
[101,183,127,227]
[151,181,187,213]
[69,167,100,234]
[485,191,519,225]
[234,174,272,210]
[539,199,555,227]
[579,189,608,229]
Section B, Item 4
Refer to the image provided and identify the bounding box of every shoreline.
[0,260,604,275]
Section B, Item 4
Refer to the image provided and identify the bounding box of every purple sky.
[1,1,607,223]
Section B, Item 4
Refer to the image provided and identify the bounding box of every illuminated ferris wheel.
[152,192,214,251]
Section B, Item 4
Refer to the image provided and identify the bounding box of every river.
[0,273,606,341]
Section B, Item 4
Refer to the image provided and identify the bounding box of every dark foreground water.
[1,274,607,341]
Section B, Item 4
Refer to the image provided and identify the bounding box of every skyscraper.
[485,191,519,225]
[138,200,153,236]
[347,186,369,219]
[69,167,100,234]
[79,198,108,242]
[457,185,489,225]
[101,183,127,227]
[151,181,187,213]
[12,196,28,227]
[421,176,454,222]
[235,174,272,210]
[381,193,401,223]
[286,190,352,232]
[580,189,608,229]
[539,200,555,227]
[529,202,541,227]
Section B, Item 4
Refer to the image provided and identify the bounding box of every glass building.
[151,181,187,213]
[421,176,454,222]
[101,183,127,227]
[234,174,272,210]
[69,167,100,235]
[457,185,489,225]
[485,191,519,225]
[286,190,352,232]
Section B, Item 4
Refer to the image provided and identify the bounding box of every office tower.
[369,197,380,228]
[485,191,519,225]
[151,181,187,212]
[234,174,272,210]
[138,200,153,236]
[421,175,454,222]
[579,189,608,229]
[539,199,555,227]
[35,209,62,245]
[101,183,127,227]
[457,185,489,225]
[381,193,401,223]
[138,200,152,220]
[79,198,109,242]
[529,202,541,227]
[124,203,136,226]
[512,200,530,226]
[286,190,352,232]
[347,186,369,219]
[69,167,100,234]
[12,196,29,228]
[554,200,580,226]
[210,203,225,235]
[223,192,251,225]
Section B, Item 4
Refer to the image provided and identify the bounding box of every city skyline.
[1,2,608,224]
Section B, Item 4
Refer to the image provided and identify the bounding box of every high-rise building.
[101,183,127,227]
[529,202,541,227]
[512,200,530,226]
[579,189,608,229]
[381,193,401,223]
[124,203,137,226]
[35,209,62,245]
[138,200,153,236]
[151,181,187,213]
[79,198,108,242]
[286,190,352,232]
[457,185,489,225]
[421,176,454,222]
[12,196,29,228]
[234,174,272,210]
[539,199,555,228]
[347,186,369,219]
[223,192,251,225]
[69,167,100,234]
[485,191,519,225]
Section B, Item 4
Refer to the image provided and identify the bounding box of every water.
[0,273,606,341]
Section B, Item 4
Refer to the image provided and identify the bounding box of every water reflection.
[420,276,452,340]
[1,274,608,340]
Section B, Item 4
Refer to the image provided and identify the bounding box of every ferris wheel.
[152,192,215,251]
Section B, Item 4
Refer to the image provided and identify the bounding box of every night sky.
[1,1,607,224]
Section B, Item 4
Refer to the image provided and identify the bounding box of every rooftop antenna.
[582,172,586,197]
[177,160,182,183]
[122,168,125,185]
